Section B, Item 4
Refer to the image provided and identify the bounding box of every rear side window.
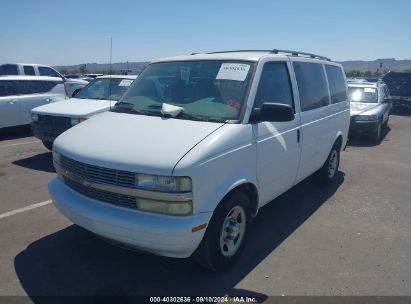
[293,62,330,111]
[23,65,36,75]
[38,67,61,78]
[325,65,347,104]
[42,81,58,92]
[18,80,47,94]
[254,62,294,110]
[0,81,17,97]
[0,64,18,75]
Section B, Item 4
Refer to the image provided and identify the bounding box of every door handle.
[9,99,18,104]
[297,129,300,143]
[45,98,52,102]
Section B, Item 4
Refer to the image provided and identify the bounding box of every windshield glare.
[348,87,378,103]
[75,78,133,101]
[115,61,254,122]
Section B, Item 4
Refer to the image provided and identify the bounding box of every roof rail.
[201,49,331,61]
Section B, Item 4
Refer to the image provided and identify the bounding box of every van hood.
[53,111,225,176]
[31,98,115,118]
[350,102,378,115]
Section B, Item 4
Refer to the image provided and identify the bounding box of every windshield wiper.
[175,111,223,122]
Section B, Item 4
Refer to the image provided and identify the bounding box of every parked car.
[84,73,104,79]
[348,81,392,142]
[383,72,411,111]
[0,63,88,97]
[31,75,136,150]
[49,50,350,271]
[0,76,66,129]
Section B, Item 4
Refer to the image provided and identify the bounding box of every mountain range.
[55,58,411,74]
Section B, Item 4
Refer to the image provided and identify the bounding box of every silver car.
[348,81,392,142]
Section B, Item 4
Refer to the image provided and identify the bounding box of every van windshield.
[75,78,134,101]
[113,61,255,122]
[348,87,378,103]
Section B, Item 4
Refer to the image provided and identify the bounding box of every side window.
[0,81,17,97]
[42,81,58,92]
[18,81,47,94]
[254,62,294,109]
[23,65,36,75]
[0,64,18,75]
[293,62,330,111]
[38,67,60,78]
[325,65,347,104]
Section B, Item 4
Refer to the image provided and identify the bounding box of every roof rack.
[196,49,331,61]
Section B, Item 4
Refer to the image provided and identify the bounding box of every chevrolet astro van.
[49,50,350,271]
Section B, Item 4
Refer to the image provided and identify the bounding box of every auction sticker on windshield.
[119,79,133,87]
[216,63,250,81]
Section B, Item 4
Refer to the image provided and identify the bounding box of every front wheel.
[193,191,250,271]
[317,143,340,186]
[372,121,382,143]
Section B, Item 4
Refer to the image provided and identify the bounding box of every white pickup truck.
[31,75,136,149]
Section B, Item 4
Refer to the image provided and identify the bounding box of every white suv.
[0,76,66,129]
[0,63,87,97]
[49,50,350,271]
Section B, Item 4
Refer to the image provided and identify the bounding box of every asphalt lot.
[0,113,410,298]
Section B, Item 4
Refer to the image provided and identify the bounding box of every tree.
[345,70,362,77]
[364,71,372,77]
[58,68,68,75]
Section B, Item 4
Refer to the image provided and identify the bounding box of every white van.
[0,76,66,129]
[49,50,350,271]
[31,75,136,150]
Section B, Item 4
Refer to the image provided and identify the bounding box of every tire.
[383,116,389,128]
[317,142,340,186]
[372,121,382,143]
[193,191,251,271]
[42,140,53,150]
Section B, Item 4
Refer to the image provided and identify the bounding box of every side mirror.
[250,103,294,123]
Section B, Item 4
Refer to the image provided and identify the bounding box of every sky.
[1,0,411,66]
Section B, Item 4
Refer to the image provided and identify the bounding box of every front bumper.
[31,122,71,143]
[349,117,379,134]
[48,177,211,258]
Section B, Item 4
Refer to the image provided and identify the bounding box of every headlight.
[136,198,192,216]
[355,115,377,121]
[52,150,61,164]
[70,117,86,126]
[31,113,39,122]
[135,174,192,192]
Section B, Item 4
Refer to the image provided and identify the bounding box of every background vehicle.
[0,76,66,129]
[348,81,392,142]
[84,73,104,79]
[383,72,411,111]
[49,50,349,271]
[31,75,136,149]
[0,63,87,97]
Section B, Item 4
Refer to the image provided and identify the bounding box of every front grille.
[63,176,137,209]
[59,155,135,188]
[39,115,71,127]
